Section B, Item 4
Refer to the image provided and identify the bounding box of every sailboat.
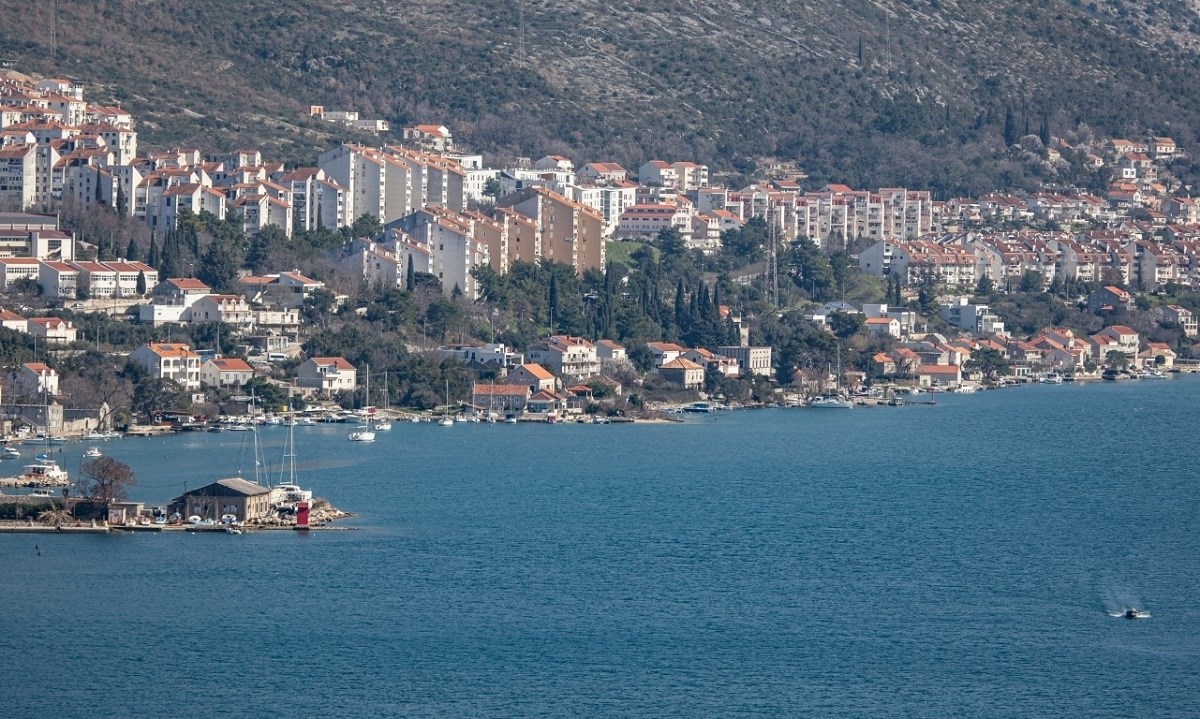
[271,399,312,507]
[374,370,392,431]
[810,344,854,409]
[19,388,70,486]
[349,363,377,442]
[440,378,454,427]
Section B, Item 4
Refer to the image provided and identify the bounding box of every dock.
[0,523,109,533]
[123,424,175,437]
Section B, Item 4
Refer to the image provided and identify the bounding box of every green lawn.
[606,240,655,266]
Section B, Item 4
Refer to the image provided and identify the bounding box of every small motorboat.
[83,447,102,459]
[2,446,20,459]
[1109,607,1149,619]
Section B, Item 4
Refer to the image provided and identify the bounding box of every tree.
[135,270,147,296]
[350,213,383,239]
[1105,350,1129,369]
[726,217,769,262]
[302,288,338,326]
[1003,107,1017,146]
[243,376,286,410]
[245,224,289,274]
[146,235,160,269]
[198,237,241,292]
[132,377,189,418]
[405,259,415,291]
[81,456,136,505]
[38,506,74,527]
[115,185,128,217]
[1019,270,1045,293]
[482,178,501,198]
[125,236,138,261]
[827,312,865,339]
[976,275,994,297]
[964,348,1010,380]
[656,226,688,257]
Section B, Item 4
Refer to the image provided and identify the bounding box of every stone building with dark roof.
[173,477,272,522]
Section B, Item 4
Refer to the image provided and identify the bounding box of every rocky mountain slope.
[5,0,1200,193]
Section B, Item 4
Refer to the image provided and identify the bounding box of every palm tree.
[37,507,73,527]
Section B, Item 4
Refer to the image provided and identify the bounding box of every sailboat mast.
[287,398,297,485]
[251,389,262,485]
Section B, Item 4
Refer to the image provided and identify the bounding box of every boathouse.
[174,478,272,522]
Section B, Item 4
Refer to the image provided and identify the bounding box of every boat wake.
[1103,587,1149,619]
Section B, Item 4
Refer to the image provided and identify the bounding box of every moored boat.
[809,395,854,409]
[18,454,70,486]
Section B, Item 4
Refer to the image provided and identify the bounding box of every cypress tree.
[674,279,685,328]
[1003,107,1017,146]
[405,257,415,291]
[125,237,137,261]
[146,235,160,268]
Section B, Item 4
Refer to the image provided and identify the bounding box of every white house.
[7,362,58,398]
[27,316,76,344]
[189,294,255,331]
[296,357,357,393]
[526,335,601,381]
[129,342,201,391]
[200,357,254,388]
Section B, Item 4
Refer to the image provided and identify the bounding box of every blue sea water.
[3,378,1199,718]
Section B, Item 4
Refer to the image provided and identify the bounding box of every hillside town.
[2,69,1200,443]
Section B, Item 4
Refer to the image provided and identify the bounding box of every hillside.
[6,0,1200,193]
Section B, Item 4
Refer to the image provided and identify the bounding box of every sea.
[3,377,1199,718]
